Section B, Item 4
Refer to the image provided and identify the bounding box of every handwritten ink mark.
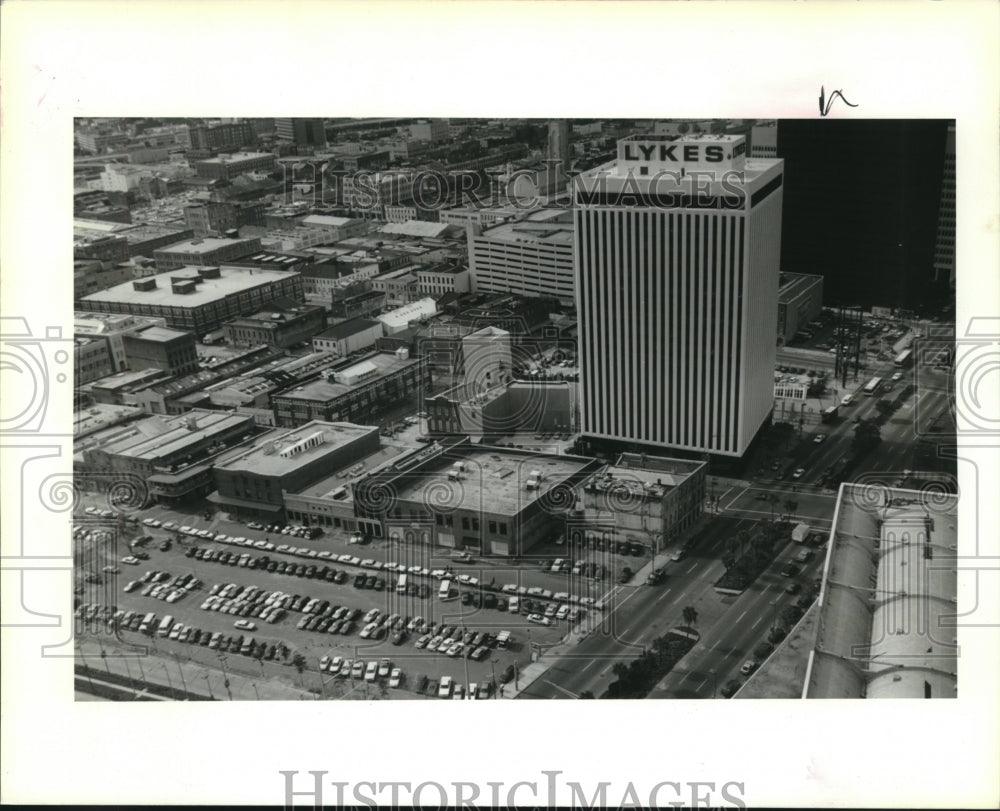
[819,85,859,116]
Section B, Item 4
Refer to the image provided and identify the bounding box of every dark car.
[354,573,367,588]
[483,593,498,609]
[305,565,317,579]
[373,578,385,591]
[159,540,172,552]
[460,591,472,605]
[780,563,799,578]
[339,621,354,635]
[785,582,802,595]
[499,665,516,684]
[364,575,377,589]
[185,547,197,558]
[753,641,775,660]
[416,674,429,694]
[720,680,742,698]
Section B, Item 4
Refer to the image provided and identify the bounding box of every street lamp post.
[203,672,214,700]
[173,653,188,693]
[490,658,498,699]
[161,661,174,695]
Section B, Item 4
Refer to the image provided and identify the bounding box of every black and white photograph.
[2,2,997,808]
[69,115,959,703]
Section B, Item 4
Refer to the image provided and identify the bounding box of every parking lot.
[74,500,649,698]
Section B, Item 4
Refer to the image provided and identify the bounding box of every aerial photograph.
[71,116,957,701]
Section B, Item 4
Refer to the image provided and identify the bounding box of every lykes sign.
[622,143,728,163]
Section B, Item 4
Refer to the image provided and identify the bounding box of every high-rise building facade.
[275,118,327,149]
[932,123,956,288]
[575,133,783,457]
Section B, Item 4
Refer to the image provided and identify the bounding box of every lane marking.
[543,679,579,699]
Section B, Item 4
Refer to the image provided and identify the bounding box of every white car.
[555,604,570,620]
[388,668,402,688]
[792,468,806,479]
[438,675,453,698]
[142,518,161,527]
[328,656,344,675]
[526,613,552,626]
[180,526,193,535]
[121,556,140,565]
[813,434,827,444]
[85,506,99,515]
[233,619,256,631]
[161,522,177,531]
[102,565,120,574]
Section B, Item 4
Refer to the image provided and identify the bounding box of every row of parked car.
[123,568,202,604]
[186,540,603,616]
[142,517,322,541]
[318,654,403,688]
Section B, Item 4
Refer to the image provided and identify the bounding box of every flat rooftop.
[293,442,412,502]
[197,152,274,164]
[129,326,190,343]
[276,352,421,403]
[391,446,595,516]
[81,266,300,308]
[804,483,958,699]
[478,219,574,247]
[97,410,249,462]
[155,237,255,255]
[583,457,702,500]
[214,421,376,477]
[302,214,355,228]
[74,403,144,439]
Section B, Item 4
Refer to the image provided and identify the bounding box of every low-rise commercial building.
[209,421,380,521]
[376,297,438,335]
[579,453,706,556]
[74,259,134,299]
[76,409,256,505]
[311,318,384,357]
[74,311,168,372]
[778,272,825,345]
[271,350,430,428]
[122,325,200,377]
[183,200,267,236]
[75,336,115,385]
[223,302,328,349]
[354,438,599,556]
[415,264,471,297]
[153,236,262,271]
[195,152,276,181]
[78,265,303,335]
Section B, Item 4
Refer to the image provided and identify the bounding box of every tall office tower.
[274,118,327,149]
[540,119,571,198]
[932,123,956,289]
[574,133,783,457]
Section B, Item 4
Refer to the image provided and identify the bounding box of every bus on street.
[862,376,884,396]
[893,349,913,368]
